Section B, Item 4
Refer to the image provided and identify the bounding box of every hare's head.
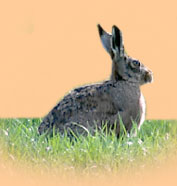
[98,24,153,85]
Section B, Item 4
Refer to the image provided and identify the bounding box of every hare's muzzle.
[144,69,153,83]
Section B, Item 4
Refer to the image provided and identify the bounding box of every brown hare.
[38,24,153,137]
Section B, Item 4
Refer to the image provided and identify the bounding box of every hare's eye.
[132,60,140,67]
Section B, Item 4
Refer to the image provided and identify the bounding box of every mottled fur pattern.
[38,24,153,136]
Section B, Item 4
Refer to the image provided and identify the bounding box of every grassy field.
[0,119,176,176]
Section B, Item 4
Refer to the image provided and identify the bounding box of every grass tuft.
[0,119,176,175]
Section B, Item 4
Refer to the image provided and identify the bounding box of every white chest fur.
[139,92,146,129]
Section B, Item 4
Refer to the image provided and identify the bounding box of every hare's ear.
[111,25,124,57]
[97,24,112,55]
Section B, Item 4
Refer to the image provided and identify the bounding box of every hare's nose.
[148,69,153,77]
[145,70,153,83]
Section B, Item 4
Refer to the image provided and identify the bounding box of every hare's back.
[49,82,115,122]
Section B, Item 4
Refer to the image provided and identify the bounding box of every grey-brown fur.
[38,24,153,136]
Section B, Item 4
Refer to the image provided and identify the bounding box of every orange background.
[0,0,176,119]
[1,159,177,186]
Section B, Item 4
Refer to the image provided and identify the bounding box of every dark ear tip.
[97,24,103,36]
[97,24,101,28]
[112,25,120,33]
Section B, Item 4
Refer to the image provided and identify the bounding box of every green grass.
[0,119,177,175]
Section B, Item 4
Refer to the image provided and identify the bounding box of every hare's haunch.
[38,24,153,136]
